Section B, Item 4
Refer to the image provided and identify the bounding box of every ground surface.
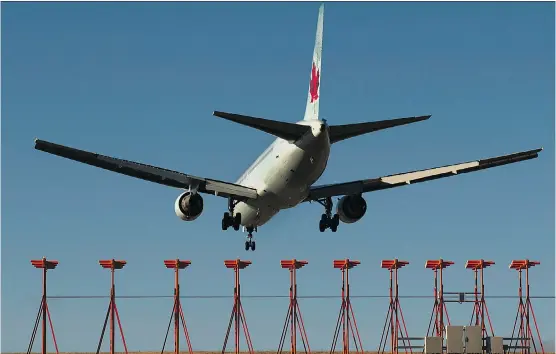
[6,352,398,354]
[11,352,384,354]
[8,352,555,354]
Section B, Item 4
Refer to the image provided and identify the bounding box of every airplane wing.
[34,139,259,201]
[305,148,543,201]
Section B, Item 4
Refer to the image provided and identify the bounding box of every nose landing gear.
[245,226,256,251]
[317,197,340,232]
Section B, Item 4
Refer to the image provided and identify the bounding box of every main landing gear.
[318,197,340,232]
[221,197,257,251]
[222,198,241,231]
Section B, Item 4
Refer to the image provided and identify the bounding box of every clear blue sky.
[2,1,554,352]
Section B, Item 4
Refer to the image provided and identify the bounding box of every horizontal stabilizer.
[329,115,431,144]
[213,111,311,142]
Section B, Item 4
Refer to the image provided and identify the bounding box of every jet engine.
[174,191,204,221]
[336,194,367,224]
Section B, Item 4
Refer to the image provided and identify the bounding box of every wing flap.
[34,139,258,200]
[204,179,258,199]
[306,148,542,200]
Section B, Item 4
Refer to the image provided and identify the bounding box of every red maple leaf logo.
[310,62,320,103]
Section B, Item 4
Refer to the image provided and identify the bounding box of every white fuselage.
[234,120,330,228]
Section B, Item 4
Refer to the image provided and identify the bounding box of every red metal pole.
[466,259,495,342]
[475,266,481,328]
[331,259,363,354]
[426,259,453,339]
[30,258,59,354]
[434,269,439,336]
[178,303,193,353]
[42,261,47,354]
[278,259,310,354]
[111,267,115,354]
[439,264,443,338]
[380,259,409,354]
[113,303,129,354]
[163,259,192,354]
[510,260,544,354]
[519,270,525,353]
[480,268,484,332]
[222,259,253,354]
[525,266,530,353]
[339,268,345,354]
[345,268,349,354]
[99,259,127,354]
[390,269,394,354]
[236,265,240,354]
[45,301,60,354]
[517,268,525,354]
[175,265,179,354]
[394,267,399,354]
[292,268,296,354]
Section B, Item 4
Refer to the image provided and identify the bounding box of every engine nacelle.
[336,194,367,224]
[174,191,204,221]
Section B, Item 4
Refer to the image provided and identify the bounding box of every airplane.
[34,4,542,251]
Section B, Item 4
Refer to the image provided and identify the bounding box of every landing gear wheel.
[245,226,256,251]
[233,213,242,231]
[319,214,327,232]
[222,212,230,230]
[244,240,256,251]
[330,214,340,232]
[316,196,341,232]
[222,198,241,232]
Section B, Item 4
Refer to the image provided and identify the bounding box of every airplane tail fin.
[303,4,324,121]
